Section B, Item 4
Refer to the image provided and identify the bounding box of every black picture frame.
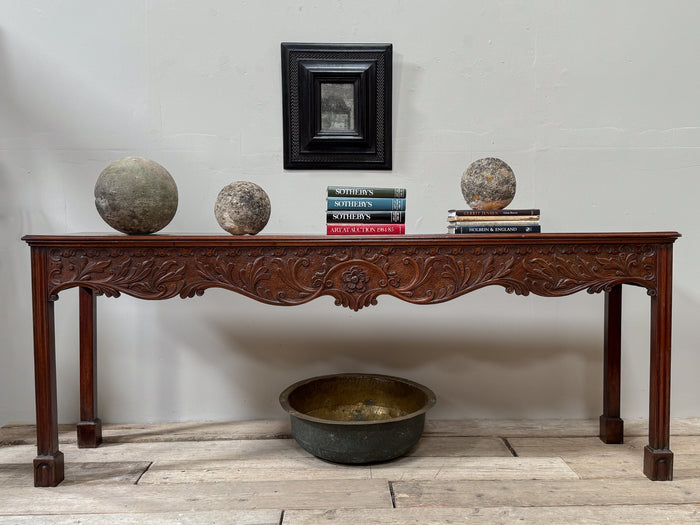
[281,42,392,170]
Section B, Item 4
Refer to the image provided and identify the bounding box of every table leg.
[30,248,64,487]
[600,284,624,443]
[644,246,674,481]
[77,287,102,448]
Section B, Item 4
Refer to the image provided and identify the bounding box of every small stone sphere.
[94,157,178,234]
[214,181,271,235]
[460,157,516,210]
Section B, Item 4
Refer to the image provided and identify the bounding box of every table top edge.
[21,231,682,246]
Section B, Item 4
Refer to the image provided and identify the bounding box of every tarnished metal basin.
[279,373,436,464]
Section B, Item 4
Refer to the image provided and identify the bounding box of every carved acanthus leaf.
[522,247,657,296]
[48,250,187,300]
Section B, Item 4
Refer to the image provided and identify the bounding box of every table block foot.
[599,414,624,444]
[643,445,674,481]
[33,452,64,487]
[77,418,103,448]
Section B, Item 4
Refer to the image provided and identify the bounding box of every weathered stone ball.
[461,157,516,210]
[214,181,271,235]
[94,157,178,234]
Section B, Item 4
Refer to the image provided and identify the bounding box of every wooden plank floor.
[1,419,700,524]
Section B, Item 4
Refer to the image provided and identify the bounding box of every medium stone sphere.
[460,157,516,210]
[214,181,271,235]
[94,157,178,234]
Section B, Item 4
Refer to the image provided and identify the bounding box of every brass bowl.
[279,373,436,464]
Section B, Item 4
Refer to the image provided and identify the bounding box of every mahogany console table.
[23,232,680,486]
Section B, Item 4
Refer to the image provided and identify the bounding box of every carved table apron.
[22,232,680,486]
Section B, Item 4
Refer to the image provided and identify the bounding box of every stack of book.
[447,208,541,234]
[326,186,407,235]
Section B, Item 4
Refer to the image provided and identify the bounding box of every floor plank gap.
[502,437,519,457]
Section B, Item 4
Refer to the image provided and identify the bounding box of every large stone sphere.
[460,157,516,210]
[94,157,178,234]
[215,181,271,235]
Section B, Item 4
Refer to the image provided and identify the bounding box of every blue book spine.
[327,197,406,211]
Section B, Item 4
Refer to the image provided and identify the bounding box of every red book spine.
[326,223,406,235]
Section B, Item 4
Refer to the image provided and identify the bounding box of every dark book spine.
[328,186,406,198]
[448,220,539,226]
[327,197,406,211]
[326,211,405,224]
[450,224,541,234]
[327,223,406,235]
[448,208,540,217]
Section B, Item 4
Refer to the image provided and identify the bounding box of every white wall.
[2,0,699,425]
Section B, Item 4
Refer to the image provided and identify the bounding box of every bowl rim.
[279,372,437,426]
